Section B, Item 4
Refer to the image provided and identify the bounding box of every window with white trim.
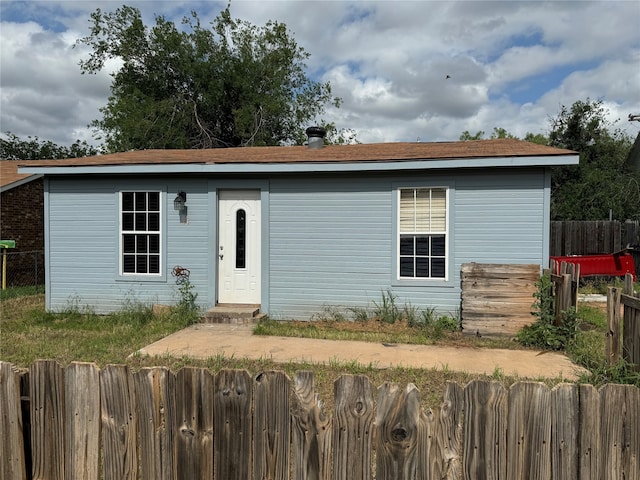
[398,187,447,279]
[120,191,161,275]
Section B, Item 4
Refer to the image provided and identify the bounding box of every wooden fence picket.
[605,274,640,371]
[100,364,137,480]
[438,382,464,479]
[332,375,374,480]
[30,360,65,480]
[175,367,214,480]
[420,383,464,480]
[606,286,622,365]
[134,367,175,480]
[463,380,508,480]
[421,405,439,479]
[253,371,291,480]
[550,383,579,480]
[622,274,640,371]
[599,384,640,480]
[578,384,601,480]
[375,382,421,479]
[0,361,26,480]
[65,362,100,480]
[507,382,551,480]
[291,371,332,480]
[213,369,252,480]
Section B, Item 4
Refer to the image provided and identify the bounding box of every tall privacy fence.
[0,250,44,291]
[2,361,639,480]
[550,220,640,257]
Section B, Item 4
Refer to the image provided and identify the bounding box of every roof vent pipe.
[306,126,326,149]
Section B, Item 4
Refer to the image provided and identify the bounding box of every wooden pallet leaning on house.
[461,263,540,337]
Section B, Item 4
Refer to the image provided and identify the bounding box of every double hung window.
[120,191,161,275]
[398,187,447,279]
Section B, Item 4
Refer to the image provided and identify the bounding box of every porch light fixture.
[174,191,187,211]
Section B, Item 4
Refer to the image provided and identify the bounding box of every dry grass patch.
[2,293,574,410]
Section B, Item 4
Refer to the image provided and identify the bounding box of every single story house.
[0,160,45,287]
[19,138,578,319]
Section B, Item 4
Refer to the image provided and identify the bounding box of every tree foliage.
[459,127,518,141]
[458,99,639,220]
[77,5,340,151]
[0,132,100,160]
[548,98,639,221]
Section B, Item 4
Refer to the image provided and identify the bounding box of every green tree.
[0,132,100,160]
[77,5,340,151]
[459,127,519,141]
[523,132,548,145]
[459,130,485,141]
[548,98,639,220]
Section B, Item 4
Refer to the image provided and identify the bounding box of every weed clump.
[516,274,579,351]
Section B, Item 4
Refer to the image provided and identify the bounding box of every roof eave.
[0,174,43,193]
[18,154,579,176]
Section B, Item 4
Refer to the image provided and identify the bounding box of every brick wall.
[0,178,45,286]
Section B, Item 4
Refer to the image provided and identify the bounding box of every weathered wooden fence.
[607,274,640,371]
[460,263,539,336]
[550,220,640,257]
[2,361,639,480]
[550,261,580,325]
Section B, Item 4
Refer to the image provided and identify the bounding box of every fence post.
[621,273,639,372]
[33,252,38,291]
[555,274,572,326]
[606,287,621,366]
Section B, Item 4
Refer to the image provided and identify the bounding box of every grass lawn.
[1,291,630,407]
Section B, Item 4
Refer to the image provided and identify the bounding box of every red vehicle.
[550,248,637,281]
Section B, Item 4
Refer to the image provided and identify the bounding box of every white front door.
[217,190,261,304]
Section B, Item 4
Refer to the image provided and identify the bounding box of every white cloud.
[1,0,639,148]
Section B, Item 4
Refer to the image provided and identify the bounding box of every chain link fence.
[1,250,44,292]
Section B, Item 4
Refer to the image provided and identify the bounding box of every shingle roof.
[0,160,41,190]
[18,139,576,168]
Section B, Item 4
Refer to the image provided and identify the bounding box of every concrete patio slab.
[137,323,588,380]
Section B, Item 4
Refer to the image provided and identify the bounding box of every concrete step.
[201,305,261,324]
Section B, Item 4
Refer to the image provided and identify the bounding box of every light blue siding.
[455,170,546,265]
[266,170,546,320]
[44,168,549,318]
[267,177,391,319]
[46,176,213,313]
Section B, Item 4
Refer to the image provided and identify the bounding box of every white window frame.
[119,190,163,276]
[397,186,449,280]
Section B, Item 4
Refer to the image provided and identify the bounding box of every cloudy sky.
[1,0,639,148]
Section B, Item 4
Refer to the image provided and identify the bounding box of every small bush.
[176,279,198,312]
[517,309,579,351]
[517,274,579,351]
[435,316,460,332]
